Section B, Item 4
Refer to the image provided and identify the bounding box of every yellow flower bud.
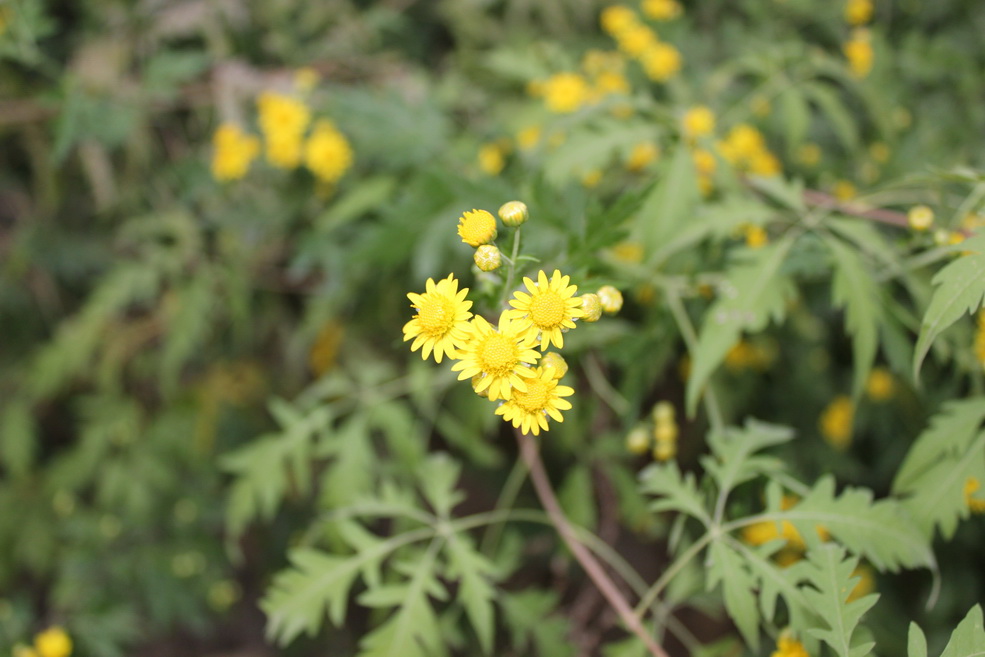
[653,440,676,461]
[541,352,569,378]
[597,285,623,314]
[474,245,502,272]
[579,294,603,322]
[653,422,679,444]
[498,200,529,227]
[652,401,675,424]
[908,205,934,231]
[626,426,651,454]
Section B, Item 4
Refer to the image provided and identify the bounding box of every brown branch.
[801,189,910,228]
[515,428,670,657]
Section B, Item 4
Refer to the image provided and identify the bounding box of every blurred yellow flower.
[257,93,311,168]
[844,29,874,78]
[210,123,260,181]
[820,395,854,450]
[847,563,876,602]
[964,477,985,514]
[516,125,542,151]
[796,142,822,167]
[844,0,873,26]
[749,150,781,176]
[744,224,769,248]
[581,169,603,188]
[309,321,345,376]
[833,180,857,201]
[865,367,895,401]
[600,5,639,35]
[616,24,658,57]
[642,0,682,20]
[908,205,934,231]
[869,141,890,163]
[582,49,626,76]
[692,148,717,176]
[626,142,660,171]
[594,71,631,96]
[543,72,591,113]
[34,627,72,657]
[477,142,505,175]
[639,42,683,81]
[626,426,651,454]
[294,67,320,92]
[682,106,716,138]
[771,635,809,657]
[597,285,624,314]
[264,131,304,169]
[304,119,353,184]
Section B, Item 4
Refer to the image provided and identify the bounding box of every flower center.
[478,333,518,374]
[512,378,551,412]
[417,297,455,337]
[530,291,565,328]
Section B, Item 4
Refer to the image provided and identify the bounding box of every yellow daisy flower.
[507,270,584,350]
[495,366,574,436]
[458,209,498,247]
[403,275,473,363]
[451,312,541,401]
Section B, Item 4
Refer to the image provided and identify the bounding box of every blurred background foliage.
[2,0,985,656]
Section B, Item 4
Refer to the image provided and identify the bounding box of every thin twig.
[515,429,671,657]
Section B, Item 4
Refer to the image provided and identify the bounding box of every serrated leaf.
[501,590,576,657]
[908,622,928,657]
[776,476,934,571]
[913,234,985,377]
[702,419,794,501]
[417,452,464,518]
[827,236,880,399]
[686,237,797,414]
[639,461,711,525]
[798,544,878,657]
[893,398,985,492]
[939,605,985,657]
[445,533,497,654]
[707,541,761,650]
[730,539,812,627]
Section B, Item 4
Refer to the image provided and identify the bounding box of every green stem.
[499,227,523,310]
[633,530,714,619]
[478,456,530,555]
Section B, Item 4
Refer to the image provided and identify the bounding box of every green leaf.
[417,453,464,518]
[894,398,985,492]
[797,544,878,657]
[938,605,985,657]
[776,476,934,571]
[702,419,794,502]
[315,176,398,233]
[827,236,880,399]
[639,461,711,526]
[707,541,761,650]
[729,539,812,627]
[908,622,928,657]
[804,82,860,152]
[160,272,214,394]
[501,590,576,657]
[779,87,811,153]
[0,400,37,477]
[445,533,498,654]
[635,143,700,262]
[913,234,985,377]
[686,237,797,414]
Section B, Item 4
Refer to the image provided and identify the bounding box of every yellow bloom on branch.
[820,395,854,450]
[600,5,639,35]
[257,92,311,168]
[508,270,584,350]
[457,209,498,247]
[495,366,574,436]
[34,627,73,657]
[542,73,591,113]
[771,635,810,657]
[865,367,895,401]
[304,120,353,184]
[639,42,682,82]
[844,29,874,78]
[642,0,682,21]
[210,123,260,181]
[403,275,474,363]
[451,313,541,401]
[682,106,716,139]
[844,0,873,26]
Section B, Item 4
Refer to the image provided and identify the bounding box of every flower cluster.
[600,4,683,82]
[209,76,353,185]
[403,203,620,436]
[625,401,679,460]
[13,626,73,657]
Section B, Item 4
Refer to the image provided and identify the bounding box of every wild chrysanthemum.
[458,209,498,247]
[211,123,260,181]
[865,367,895,401]
[597,285,624,314]
[580,293,603,322]
[844,0,873,25]
[452,313,541,401]
[639,43,682,82]
[843,29,874,78]
[964,477,985,514]
[257,92,311,168]
[495,366,574,436]
[542,73,591,113]
[600,5,638,35]
[820,395,854,450]
[682,106,716,139]
[304,119,353,184]
[771,635,809,657]
[642,0,682,21]
[34,627,73,657]
[508,269,584,350]
[403,275,473,363]
[474,245,502,272]
[626,142,660,171]
[478,142,506,175]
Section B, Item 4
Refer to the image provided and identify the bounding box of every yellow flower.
[642,0,682,21]
[682,106,716,139]
[34,627,72,657]
[516,125,542,151]
[594,71,631,97]
[626,142,660,171]
[264,131,304,169]
[508,269,584,350]
[722,124,766,161]
[692,148,717,176]
[626,426,651,454]
[797,142,822,167]
[541,352,569,378]
[908,205,934,231]
[495,366,574,436]
[210,123,260,181]
[610,241,644,263]
[844,0,873,26]
[865,367,895,401]
[451,312,542,401]
[582,49,626,76]
[652,440,676,461]
[639,43,682,81]
[543,73,591,113]
[771,635,810,657]
[600,5,639,35]
[304,120,353,184]
[474,245,502,272]
[597,285,623,314]
[580,294,603,322]
[653,422,678,444]
[844,30,874,78]
[744,224,769,249]
[964,477,985,514]
[403,275,474,363]
[458,209,498,247]
[833,180,857,201]
[869,141,890,163]
[749,150,781,176]
[499,200,529,227]
[478,142,505,175]
[581,169,603,188]
[257,91,310,137]
[820,395,854,450]
[616,24,658,57]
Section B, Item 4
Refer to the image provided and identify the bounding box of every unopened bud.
[541,352,569,378]
[597,285,623,314]
[474,244,502,271]
[498,200,529,227]
[626,427,651,454]
[580,294,603,322]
